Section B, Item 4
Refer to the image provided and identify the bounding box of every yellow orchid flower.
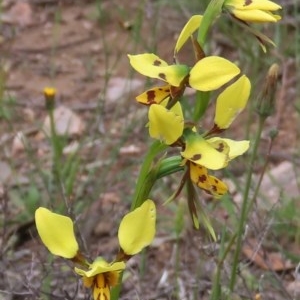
[224,0,282,23]
[181,129,250,197]
[132,15,203,106]
[181,130,250,170]
[35,200,156,300]
[75,258,125,300]
[129,53,240,93]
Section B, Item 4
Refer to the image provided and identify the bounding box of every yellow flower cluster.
[128,15,251,199]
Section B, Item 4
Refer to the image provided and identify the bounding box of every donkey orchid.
[224,0,282,23]
[35,200,156,300]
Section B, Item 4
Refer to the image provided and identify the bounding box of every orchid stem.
[229,116,265,293]
[131,141,167,210]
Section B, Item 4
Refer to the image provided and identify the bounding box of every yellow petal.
[189,163,228,197]
[160,97,184,118]
[136,85,171,105]
[189,56,240,91]
[75,258,125,278]
[231,8,281,22]
[214,75,251,129]
[206,138,230,156]
[148,103,184,145]
[35,207,79,259]
[128,54,189,87]
[226,0,281,11]
[181,131,228,170]
[118,199,156,255]
[207,137,250,160]
[174,15,203,54]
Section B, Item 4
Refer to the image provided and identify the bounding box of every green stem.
[112,142,167,300]
[131,141,167,210]
[48,105,62,187]
[211,231,237,299]
[193,91,210,122]
[229,116,265,292]
[211,227,226,300]
[197,0,224,47]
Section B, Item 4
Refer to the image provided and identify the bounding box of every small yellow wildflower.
[43,87,56,110]
[43,87,56,98]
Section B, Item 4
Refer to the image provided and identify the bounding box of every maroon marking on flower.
[244,0,252,6]
[146,90,156,103]
[191,154,202,161]
[198,175,207,183]
[158,73,166,80]
[153,60,162,66]
[216,142,225,153]
[159,87,170,93]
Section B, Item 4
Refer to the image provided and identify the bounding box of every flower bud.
[43,87,56,111]
[256,63,279,118]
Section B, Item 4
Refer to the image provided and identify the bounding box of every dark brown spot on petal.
[153,60,162,66]
[216,142,225,153]
[146,90,156,103]
[191,154,202,161]
[244,0,252,5]
[212,185,217,192]
[158,73,166,80]
[214,178,218,184]
[198,175,207,183]
[158,87,170,93]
